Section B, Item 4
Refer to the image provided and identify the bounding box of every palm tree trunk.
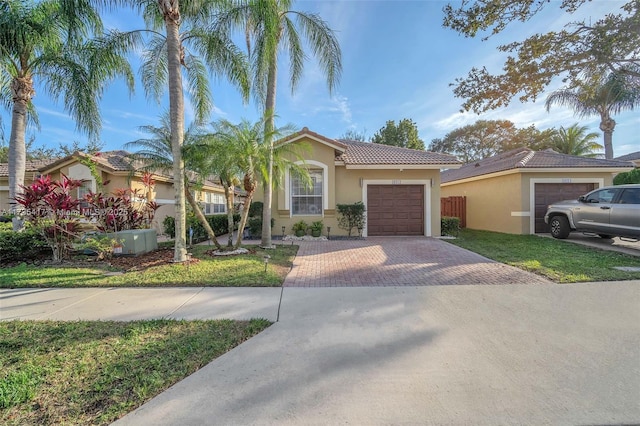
[261,55,277,248]
[599,115,616,159]
[184,186,222,250]
[162,2,188,262]
[225,185,234,247]
[234,189,254,249]
[9,76,33,231]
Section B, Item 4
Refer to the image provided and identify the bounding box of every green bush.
[248,201,263,218]
[613,168,640,185]
[441,216,461,237]
[163,214,241,241]
[247,217,275,238]
[0,228,49,262]
[336,202,366,237]
[292,220,308,237]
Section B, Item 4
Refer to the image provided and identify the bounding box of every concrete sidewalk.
[0,287,282,322]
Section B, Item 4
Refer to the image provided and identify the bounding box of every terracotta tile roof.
[276,128,460,167]
[0,159,59,177]
[277,127,348,150]
[3,151,224,190]
[615,151,640,162]
[442,148,634,183]
[336,139,459,165]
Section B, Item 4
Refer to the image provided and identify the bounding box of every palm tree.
[216,0,342,247]
[549,123,603,158]
[545,69,640,159]
[0,0,134,230]
[99,0,250,261]
[125,114,225,250]
[208,118,311,249]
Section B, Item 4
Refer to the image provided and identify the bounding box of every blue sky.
[10,0,640,158]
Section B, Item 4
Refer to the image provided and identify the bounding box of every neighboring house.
[614,151,640,167]
[441,148,634,235]
[0,159,58,212]
[0,150,229,235]
[254,128,461,237]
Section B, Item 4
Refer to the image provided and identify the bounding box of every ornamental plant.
[336,202,366,237]
[84,188,159,233]
[14,175,84,262]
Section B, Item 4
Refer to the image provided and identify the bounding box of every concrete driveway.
[284,237,552,287]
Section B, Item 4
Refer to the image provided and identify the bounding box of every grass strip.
[0,244,297,288]
[447,229,640,283]
[0,319,270,425]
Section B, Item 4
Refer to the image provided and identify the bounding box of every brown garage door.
[534,183,596,233]
[367,185,424,236]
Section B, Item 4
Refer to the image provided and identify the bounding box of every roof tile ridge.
[517,150,535,167]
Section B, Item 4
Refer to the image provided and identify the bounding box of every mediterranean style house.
[0,150,228,234]
[253,128,461,237]
[440,148,634,235]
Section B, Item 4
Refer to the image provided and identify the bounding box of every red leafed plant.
[14,174,84,262]
[84,187,159,233]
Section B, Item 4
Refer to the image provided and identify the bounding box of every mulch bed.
[108,247,202,272]
[2,247,201,272]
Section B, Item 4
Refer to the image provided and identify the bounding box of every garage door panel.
[367,184,425,236]
[534,183,596,233]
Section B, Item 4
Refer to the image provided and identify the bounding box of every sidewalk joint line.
[165,287,205,318]
[276,287,284,322]
[35,288,113,320]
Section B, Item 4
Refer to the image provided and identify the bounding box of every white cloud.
[38,107,72,120]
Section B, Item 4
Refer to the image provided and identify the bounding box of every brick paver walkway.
[283,237,552,287]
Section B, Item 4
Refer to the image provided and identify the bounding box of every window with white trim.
[291,169,323,215]
[204,192,226,214]
[77,180,92,213]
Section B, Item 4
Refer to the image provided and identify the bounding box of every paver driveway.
[284,237,552,287]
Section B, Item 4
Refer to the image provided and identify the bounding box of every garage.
[534,183,596,233]
[367,185,424,236]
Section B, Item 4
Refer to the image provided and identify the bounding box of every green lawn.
[447,229,640,283]
[0,319,270,425]
[0,244,298,288]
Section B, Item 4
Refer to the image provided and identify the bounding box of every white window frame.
[204,192,226,215]
[285,160,329,217]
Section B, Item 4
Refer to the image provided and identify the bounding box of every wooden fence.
[441,196,466,228]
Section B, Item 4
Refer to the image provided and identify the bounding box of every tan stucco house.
[615,151,640,167]
[254,128,461,237]
[441,148,634,235]
[1,150,228,234]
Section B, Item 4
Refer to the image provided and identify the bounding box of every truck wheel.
[549,216,570,239]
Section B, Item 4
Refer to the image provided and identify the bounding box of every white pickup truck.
[544,184,640,240]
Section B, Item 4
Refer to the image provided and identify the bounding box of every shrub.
[163,214,241,241]
[78,235,121,260]
[247,217,275,238]
[310,220,323,237]
[441,216,461,237]
[292,220,308,237]
[613,168,640,185]
[336,202,366,237]
[0,228,49,263]
[248,201,263,218]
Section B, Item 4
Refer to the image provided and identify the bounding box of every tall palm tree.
[125,114,225,250]
[0,0,134,230]
[549,123,603,158]
[545,69,640,159]
[216,0,342,247]
[95,0,250,262]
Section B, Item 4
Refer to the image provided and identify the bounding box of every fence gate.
[440,196,466,228]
